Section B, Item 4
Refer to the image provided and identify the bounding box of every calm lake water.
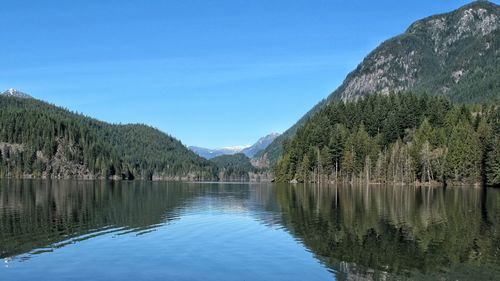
[0,181,499,281]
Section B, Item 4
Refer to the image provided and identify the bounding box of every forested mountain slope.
[253,100,326,167]
[330,1,500,103]
[257,1,500,168]
[275,93,500,186]
[0,95,217,180]
[210,153,260,182]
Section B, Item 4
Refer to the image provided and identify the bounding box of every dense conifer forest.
[275,93,500,186]
[210,153,266,182]
[0,96,218,180]
[257,1,500,169]
[210,153,255,181]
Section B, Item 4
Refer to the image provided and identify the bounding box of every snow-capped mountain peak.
[189,133,280,159]
[1,88,32,99]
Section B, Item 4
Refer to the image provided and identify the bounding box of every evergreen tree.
[486,136,500,186]
[275,92,497,185]
[0,96,218,180]
[446,123,481,183]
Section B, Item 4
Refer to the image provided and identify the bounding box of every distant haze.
[190,133,280,159]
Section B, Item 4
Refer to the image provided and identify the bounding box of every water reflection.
[0,180,499,280]
[1,180,182,259]
[0,180,281,260]
[275,184,500,280]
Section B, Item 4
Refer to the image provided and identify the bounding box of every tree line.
[210,153,260,182]
[0,96,218,180]
[275,93,500,186]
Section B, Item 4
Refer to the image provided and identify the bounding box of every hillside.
[275,93,500,186]
[330,1,500,103]
[210,153,271,182]
[253,100,326,167]
[0,94,217,180]
[257,1,500,168]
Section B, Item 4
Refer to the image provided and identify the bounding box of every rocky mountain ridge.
[331,1,499,103]
[189,133,280,160]
[257,1,500,169]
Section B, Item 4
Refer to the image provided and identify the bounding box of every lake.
[0,180,499,281]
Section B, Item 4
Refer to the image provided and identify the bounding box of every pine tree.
[297,154,311,183]
[486,136,500,186]
[446,122,481,183]
[320,146,333,180]
[477,117,493,184]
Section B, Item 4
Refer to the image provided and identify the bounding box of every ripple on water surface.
[1,181,500,281]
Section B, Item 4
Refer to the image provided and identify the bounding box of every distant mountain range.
[189,145,250,159]
[241,133,280,158]
[189,133,280,159]
[256,0,500,168]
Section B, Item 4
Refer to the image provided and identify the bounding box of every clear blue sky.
[1,0,492,148]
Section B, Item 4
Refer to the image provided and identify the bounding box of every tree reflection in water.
[1,180,499,280]
[275,184,500,280]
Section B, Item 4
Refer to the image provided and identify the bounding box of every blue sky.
[1,0,492,148]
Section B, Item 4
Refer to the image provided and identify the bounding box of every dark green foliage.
[210,153,258,182]
[0,96,218,180]
[254,99,327,166]
[275,93,499,186]
[446,122,481,183]
[331,1,500,104]
[259,1,500,168]
[486,136,500,186]
[485,106,500,186]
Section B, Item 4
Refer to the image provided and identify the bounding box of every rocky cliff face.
[0,139,95,179]
[331,1,500,103]
[258,1,500,169]
[242,133,280,158]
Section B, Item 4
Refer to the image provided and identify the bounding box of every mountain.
[253,101,325,168]
[0,92,217,180]
[188,145,250,159]
[210,153,272,182]
[241,133,280,158]
[274,92,500,186]
[257,1,500,168]
[1,88,32,99]
[189,133,280,160]
[330,1,500,103]
[210,153,255,181]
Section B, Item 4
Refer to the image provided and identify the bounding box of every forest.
[1,93,499,185]
[274,93,500,186]
[209,153,271,182]
[210,153,256,181]
[0,96,218,180]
